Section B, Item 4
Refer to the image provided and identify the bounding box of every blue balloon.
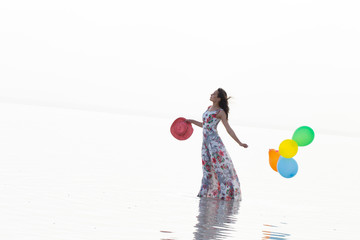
[277,156,298,178]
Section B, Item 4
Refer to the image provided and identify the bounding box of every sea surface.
[0,102,359,239]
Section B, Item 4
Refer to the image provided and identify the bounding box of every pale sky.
[1,1,359,136]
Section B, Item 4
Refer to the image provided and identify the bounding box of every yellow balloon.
[279,139,298,158]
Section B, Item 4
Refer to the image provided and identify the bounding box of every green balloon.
[292,126,314,146]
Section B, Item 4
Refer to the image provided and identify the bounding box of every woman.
[187,88,248,201]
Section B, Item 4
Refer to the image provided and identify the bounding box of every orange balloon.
[269,149,280,172]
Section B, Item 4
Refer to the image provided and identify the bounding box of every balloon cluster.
[269,126,314,178]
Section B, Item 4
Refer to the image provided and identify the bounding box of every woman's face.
[210,90,220,102]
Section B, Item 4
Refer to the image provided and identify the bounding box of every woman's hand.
[239,143,248,148]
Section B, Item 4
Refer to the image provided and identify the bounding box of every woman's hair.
[217,88,231,120]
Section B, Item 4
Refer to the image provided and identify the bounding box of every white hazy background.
[1,0,359,136]
[1,1,360,239]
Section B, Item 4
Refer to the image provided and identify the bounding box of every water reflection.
[193,197,240,240]
[160,230,175,240]
[262,224,291,240]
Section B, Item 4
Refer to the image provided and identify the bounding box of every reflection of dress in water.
[197,106,241,201]
[193,197,240,240]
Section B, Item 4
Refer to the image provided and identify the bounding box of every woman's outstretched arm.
[186,119,203,128]
[217,111,248,148]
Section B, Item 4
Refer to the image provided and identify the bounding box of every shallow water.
[0,102,359,239]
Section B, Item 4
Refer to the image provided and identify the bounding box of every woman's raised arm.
[217,111,248,148]
[186,119,203,128]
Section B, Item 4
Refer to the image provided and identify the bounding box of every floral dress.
[197,106,241,201]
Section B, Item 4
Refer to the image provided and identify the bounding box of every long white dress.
[197,106,241,201]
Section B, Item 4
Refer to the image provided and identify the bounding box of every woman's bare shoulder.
[216,109,225,119]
